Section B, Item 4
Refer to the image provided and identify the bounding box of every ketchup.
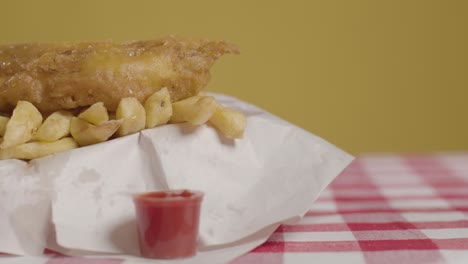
[133,190,203,259]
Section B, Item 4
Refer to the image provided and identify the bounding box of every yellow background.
[0,0,467,154]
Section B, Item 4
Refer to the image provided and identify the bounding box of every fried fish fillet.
[0,36,239,113]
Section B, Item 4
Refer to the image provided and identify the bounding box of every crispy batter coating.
[0,36,239,113]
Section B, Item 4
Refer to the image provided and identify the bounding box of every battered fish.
[0,36,239,113]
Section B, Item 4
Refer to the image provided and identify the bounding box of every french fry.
[78,102,109,125]
[170,96,217,125]
[0,116,10,137]
[209,105,246,139]
[116,97,146,136]
[70,117,122,147]
[0,137,78,160]
[0,101,43,149]
[0,90,249,160]
[145,87,172,128]
[34,110,73,142]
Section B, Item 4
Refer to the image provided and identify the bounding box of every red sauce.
[133,190,203,259]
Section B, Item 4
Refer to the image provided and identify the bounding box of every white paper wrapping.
[0,93,353,262]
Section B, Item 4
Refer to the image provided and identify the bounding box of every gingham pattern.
[232,153,468,264]
[2,153,468,264]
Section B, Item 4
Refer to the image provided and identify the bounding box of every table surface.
[232,152,468,264]
[2,153,468,264]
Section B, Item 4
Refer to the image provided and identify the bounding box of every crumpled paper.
[0,93,353,263]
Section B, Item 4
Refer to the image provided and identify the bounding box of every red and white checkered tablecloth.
[232,153,468,264]
[2,153,468,264]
